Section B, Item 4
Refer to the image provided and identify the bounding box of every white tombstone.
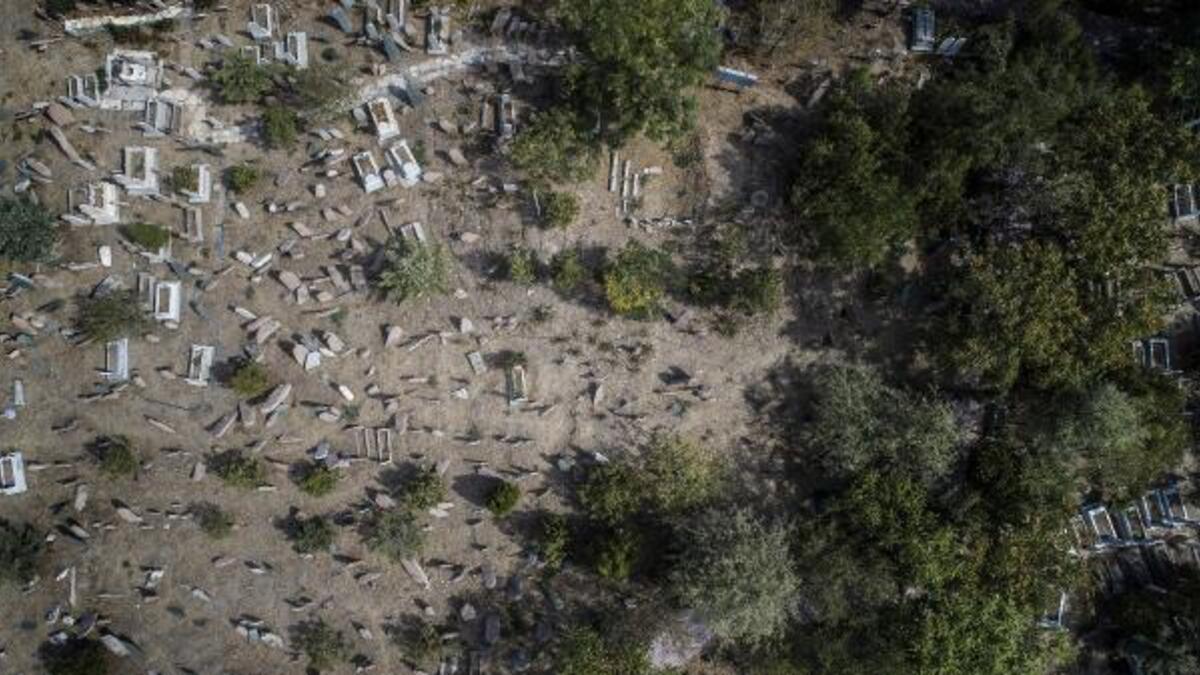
[72,182,121,225]
[274,32,309,69]
[153,280,182,323]
[104,338,130,382]
[116,146,160,196]
[0,452,27,496]
[384,140,422,187]
[353,152,385,193]
[248,3,275,41]
[367,97,400,142]
[183,164,212,204]
[185,345,216,386]
[183,207,204,243]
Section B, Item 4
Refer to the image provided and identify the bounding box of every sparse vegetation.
[486,479,521,517]
[552,249,588,294]
[506,247,538,284]
[170,166,199,194]
[556,626,652,675]
[293,618,349,672]
[121,222,170,250]
[0,197,58,262]
[391,616,442,668]
[211,450,265,489]
[192,502,233,539]
[376,239,450,303]
[92,435,138,478]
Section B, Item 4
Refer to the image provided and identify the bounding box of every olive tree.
[669,507,799,644]
[558,0,724,144]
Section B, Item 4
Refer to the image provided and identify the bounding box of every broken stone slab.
[400,558,430,589]
[277,270,302,291]
[74,484,90,512]
[324,331,345,353]
[384,325,404,348]
[192,461,207,481]
[238,402,257,427]
[447,148,468,167]
[146,417,176,435]
[115,505,143,524]
[260,384,292,415]
[209,411,237,438]
[45,102,76,127]
[99,634,131,657]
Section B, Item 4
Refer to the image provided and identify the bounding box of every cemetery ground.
[0,1,861,671]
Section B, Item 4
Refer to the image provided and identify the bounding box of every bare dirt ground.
[0,1,918,672]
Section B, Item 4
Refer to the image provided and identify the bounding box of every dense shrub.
[511,109,599,184]
[260,106,300,149]
[365,509,426,561]
[211,52,271,104]
[224,164,260,193]
[76,291,151,341]
[397,467,446,511]
[226,360,273,398]
[0,198,58,262]
[40,638,111,675]
[0,518,43,587]
[486,480,521,517]
[594,529,640,581]
[376,239,450,303]
[92,435,138,478]
[538,513,570,570]
[603,240,674,318]
[287,514,335,553]
[296,463,339,497]
[541,191,581,229]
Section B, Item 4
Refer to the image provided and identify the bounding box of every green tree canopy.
[805,365,961,483]
[511,108,600,184]
[790,74,917,267]
[210,52,271,104]
[669,507,798,644]
[558,0,724,144]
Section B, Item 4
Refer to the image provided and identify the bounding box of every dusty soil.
[0,0,915,672]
